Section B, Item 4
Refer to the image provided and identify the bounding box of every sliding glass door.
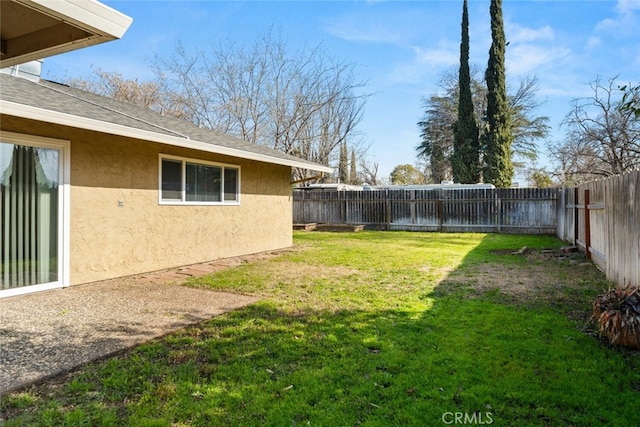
[1,134,67,296]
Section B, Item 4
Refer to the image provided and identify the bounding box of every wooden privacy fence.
[293,187,558,234]
[557,170,639,288]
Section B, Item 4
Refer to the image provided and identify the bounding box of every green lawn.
[2,232,638,426]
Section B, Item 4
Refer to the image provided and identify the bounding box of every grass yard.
[1,232,638,426]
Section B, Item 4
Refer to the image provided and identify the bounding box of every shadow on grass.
[2,233,639,426]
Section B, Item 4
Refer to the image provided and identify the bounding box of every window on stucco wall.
[159,155,240,205]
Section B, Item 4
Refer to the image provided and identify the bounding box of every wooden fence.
[557,170,639,288]
[293,187,558,234]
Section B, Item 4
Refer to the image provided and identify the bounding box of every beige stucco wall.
[2,116,293,285]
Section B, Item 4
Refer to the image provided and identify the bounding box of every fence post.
[410,190,416,225]
[573,187,579,247]
[584,189,591,260]
[497,194,502,233]
[385,189,391,230]
[299,191,304,224]
[556,188,564,240]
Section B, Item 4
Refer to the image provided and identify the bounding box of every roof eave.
[24,0,133,38]
[1,0,133,68]
[0,100,334,173]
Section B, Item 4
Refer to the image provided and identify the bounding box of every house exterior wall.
[1,116,293,285]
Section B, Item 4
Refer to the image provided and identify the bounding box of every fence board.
[604,171,640,287]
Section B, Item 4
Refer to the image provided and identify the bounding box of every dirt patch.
[257,262,361,291]
[437,248,606,319]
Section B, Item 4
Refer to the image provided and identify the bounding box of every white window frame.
[0,131,70,298]
[158,154,241,206]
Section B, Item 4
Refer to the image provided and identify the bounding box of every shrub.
[592,285,640,349]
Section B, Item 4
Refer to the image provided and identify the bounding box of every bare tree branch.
[150,29,370,180]
[551,76,640,184]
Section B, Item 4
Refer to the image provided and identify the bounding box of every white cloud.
[325,22,404,45]
[387,43,458,85]
[412,45,459,67]
[596,17,619,31]
[587,36,602,49]
[508,24,555,43]
[507,44,572,76]
[596,0,639,33]
[322,6,443,47]
[616,0,640,14]
[322,8,423,46]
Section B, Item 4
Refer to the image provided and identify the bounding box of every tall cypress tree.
[339,142,348,183]
[349,149,358,184]
[452,0,480,184]
[483,0,513,187]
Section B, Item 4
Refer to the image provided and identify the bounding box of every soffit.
[0,0,132,68]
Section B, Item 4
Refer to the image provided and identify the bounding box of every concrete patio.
[0,250,292,395]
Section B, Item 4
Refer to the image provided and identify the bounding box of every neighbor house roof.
[0,73,334,173]
[1,0,133,68]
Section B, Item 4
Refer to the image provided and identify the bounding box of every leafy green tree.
[390,164,426,185]
[483,0,514,187]
[509,76,550,167]
[452,0,480,184]
[619,84,640,119]
[417,94,456,183]
[417,71,548,183]
[527,169,555,188]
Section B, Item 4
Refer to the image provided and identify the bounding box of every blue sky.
[42,0,640,182]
